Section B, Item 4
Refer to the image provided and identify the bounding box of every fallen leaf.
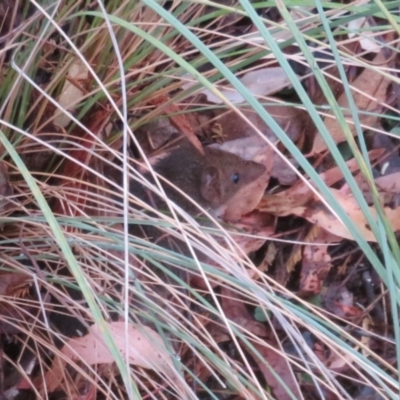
[259,179,313,216]
[291,187,400,242]
[271,155,299,186]
[212,101,305,143]
[312,51,391,154]
[259,149,383,217]
[191,215,274,289]
[252,339,301,400]
[0,272,35,334]
[133,115,181,153]
[221,287,268,337]
[325,345,356,372]
[349,171,400,195]
[300,228,336,295]
[229,212,275,261]
[44,321,180,393]
[182,67,293,104]
[324,283,362,319]
[54,59,89,128]
[348,17,380,53]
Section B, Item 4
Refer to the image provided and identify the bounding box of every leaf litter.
[0,2,399,400]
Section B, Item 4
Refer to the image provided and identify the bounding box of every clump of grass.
[0,1,399,399]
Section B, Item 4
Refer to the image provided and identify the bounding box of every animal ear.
[201,166,221,204]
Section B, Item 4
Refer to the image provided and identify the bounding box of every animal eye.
[231,173,239,184]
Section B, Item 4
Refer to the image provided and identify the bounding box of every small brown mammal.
[130,141,266,216]
[128,141,265,330]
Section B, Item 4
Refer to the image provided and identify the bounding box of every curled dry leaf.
[260,180,313,216]
[259,149,383,217]
[325,347,355,373]
[341,171,400,208]
[348,17,381,53]
[291,187,400,242]
[43,321,181,393]
[182,67,292,104]
[312,51,391,154]
[271,155,299,186]
[54,59,89,128]
[259,149,400,242]
[212,101,305,143]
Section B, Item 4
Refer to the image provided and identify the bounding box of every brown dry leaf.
[182,68,292,104]
[259,179,313,216]
[221,287,267,337]
[319,149,383,186]
[252,340,301,400]
[191,214,273,286]
[229,212,275,262]
[348,17,380,53]
[300,271,323,296]
[324,346,355,373]
[324,283,361,320]
[0,272,33,334]
[375,172,400,193]
[299,228,337,295]
[259,149,383,216]
[214,101,305,143]
[312,51,390,154]
[44,321,180,393]
[291,187,400,242]
[0,272,31,297]
[54,59,89,128]
[341,171,400,200]
[258,242,278,273]
[190,214,274,288]
[271,155,299,186]
[340,173,399,207]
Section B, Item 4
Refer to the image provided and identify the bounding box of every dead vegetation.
[0,1,399,399]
